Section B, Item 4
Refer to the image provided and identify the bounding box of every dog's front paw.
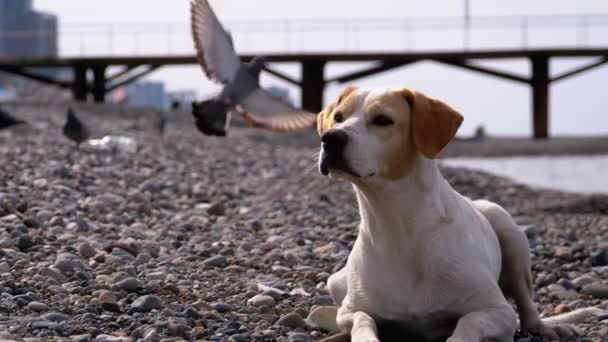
[533,322,582,340]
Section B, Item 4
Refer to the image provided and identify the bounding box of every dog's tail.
[541,307,607,324]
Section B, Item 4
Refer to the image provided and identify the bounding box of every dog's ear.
[400,88,463,159]
[317,86,357,136]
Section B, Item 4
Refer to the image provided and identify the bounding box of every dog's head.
[317,87,463,181]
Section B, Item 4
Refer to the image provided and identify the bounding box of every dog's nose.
[321,129,348,153]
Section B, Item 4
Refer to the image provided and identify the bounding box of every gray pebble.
[288,332,312,342]
[247,294,275,307]
[212,302,233,313]
[128,295,163,313]
[27,301,49,312]
[276,312,306,329]
[203,255,227,268]
[79,242,96,259]
[112,277,140,292]
[581,283,608,299]
[41,312,69,322]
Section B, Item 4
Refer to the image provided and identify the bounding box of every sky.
[33,0,608,137]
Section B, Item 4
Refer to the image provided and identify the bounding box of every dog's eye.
[372,114,394,126]
[334,113,344,123]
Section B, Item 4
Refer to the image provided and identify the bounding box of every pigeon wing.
[191,0,241,84]
[237,89,317,132]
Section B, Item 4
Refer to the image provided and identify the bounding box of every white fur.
[320,89,604,342]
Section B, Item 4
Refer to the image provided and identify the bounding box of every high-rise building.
[0,0,58,58]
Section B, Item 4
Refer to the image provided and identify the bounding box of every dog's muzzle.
[319,129,360,177]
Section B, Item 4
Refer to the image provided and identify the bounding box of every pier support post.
[92,65,107,103]
[301,60,326,113]
[531,56,550,139]
[72,65,88,102]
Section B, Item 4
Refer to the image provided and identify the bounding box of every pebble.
[590,247,608,266]
[306,306,339,332]
[71,335,92,342]
[553,246,573,259]
[212,302,233,313]
[128,295,163,313]
[247,295,275,307]
[572,274,597,288]
[27,301,49,312]
[207,202,225,216]
[288,332,312,342]
[79,242,97,259]
[113,277,140,292]
[41,312,69,322]
[203,255,227,268]
[0,262,9,274]
[276,312,307,329]
[581,283,608,299]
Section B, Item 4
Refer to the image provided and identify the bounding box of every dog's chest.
[346,232,476,329]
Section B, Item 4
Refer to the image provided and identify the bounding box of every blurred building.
[0,0,58,58]
[266,85,294,106]
[123,81,169,110]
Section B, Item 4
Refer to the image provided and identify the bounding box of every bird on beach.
[0,107,26,130]
[190,0,317,136]
[62,107,90,146]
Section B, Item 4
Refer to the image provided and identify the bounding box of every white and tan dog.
[317,87,603,342]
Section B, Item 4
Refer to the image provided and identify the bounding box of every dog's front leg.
[337,305,379,342]
[447,305,517,342]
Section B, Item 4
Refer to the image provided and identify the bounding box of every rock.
[128,295,163,313]
[312,296,334,306]
[306,306,339,332]
[288,332,312,342]
[572,274,597,288]
[101,302,121,313]
[79,242,97,259]
[0,262,9,274]
[113,277,140,292]
[229,334,249,342]
[142,328,158,341]
[553,246,573,259]
[203,255,227,268]
[247,294,275,307]
[53,252,83,274]
[41,312,69,322]
[553,304,571,314]
[556,278,576,291]
[207,202,225,216]
[581,283,608,299]
[94,335,131,342]
[71,335,92,342]
[212,302,232,313]
[27,301,49,312]
[167,318,190,338]
[31,320,58,330]
[23,217,41,228]
[590,247,608,266]
[276,312,306,329]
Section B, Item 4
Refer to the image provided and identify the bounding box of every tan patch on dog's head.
[400,88,463,159]
[317,86,358,136]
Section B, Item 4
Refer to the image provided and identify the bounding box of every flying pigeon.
[62,107,90,146]
[190,0,317,134]
[0,107,25,130]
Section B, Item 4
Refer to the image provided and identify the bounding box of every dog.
[317,86,604,342]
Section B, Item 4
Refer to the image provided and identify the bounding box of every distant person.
[171,100,181,111]
[473,125,486,141]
